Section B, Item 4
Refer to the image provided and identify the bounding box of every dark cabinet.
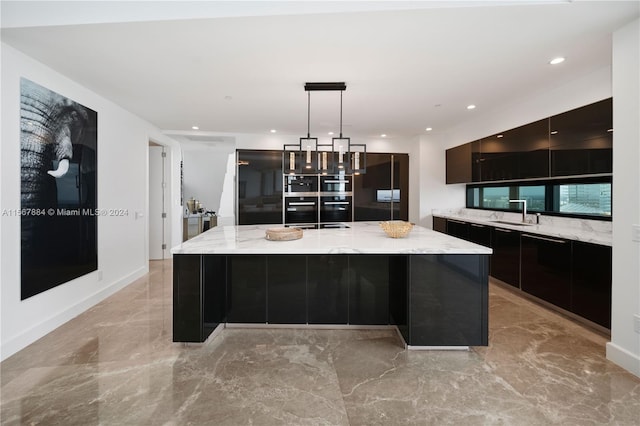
[571,242,611,328]
[490,227,520,288]
[550,98,612,177]
[353,153,409,221]
[432,216,447,233]
[447,98,611,184]
[227,256,267,323]
[307,255,349,324]
[446,219,469,240]
[480,119,549,181]
[348,256,389,325]
[203,255,227,335]
[267,255,307,324]
[237,150,283,225]
[520,234,571,310]
[173,255,205,342]
[467,223,491,248]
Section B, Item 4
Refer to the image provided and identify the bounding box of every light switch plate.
[633,224,640,242]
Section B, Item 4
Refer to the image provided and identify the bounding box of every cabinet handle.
[289,202,316,206]
[448,219,466,225]
[523,234,567,244]
[324,180,349,184]
[324,201,350,205]
[470,223,486,228]
[495,228,512,233]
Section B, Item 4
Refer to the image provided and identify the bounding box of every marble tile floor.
[1,260,639,425]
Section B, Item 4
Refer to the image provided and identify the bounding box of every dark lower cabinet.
[227,256,267,323]
[446,219,469,240]
[307,255,348,324]
[348,256,389,325]
[173,255,205,342]
[571,242,611,328]
[409,255,488,346]
[203,256,227,335]
[491,227,520,288]
[520,234,571,311]
[432,216,447,233]
[267,255,307,324]
[467,223,491,247]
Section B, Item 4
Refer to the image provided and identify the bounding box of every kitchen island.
[172,222,492,348]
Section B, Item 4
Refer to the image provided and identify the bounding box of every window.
[466,177,611,220]
[554,182,611,217]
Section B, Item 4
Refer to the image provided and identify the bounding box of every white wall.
[181,141,235,216]
[0,43,181,361]
[607,18,640,378]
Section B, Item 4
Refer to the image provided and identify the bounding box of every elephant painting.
[20,78,98,300]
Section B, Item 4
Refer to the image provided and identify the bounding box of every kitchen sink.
[490,220,533,227]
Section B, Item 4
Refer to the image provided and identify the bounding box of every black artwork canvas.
[20,78,98,300]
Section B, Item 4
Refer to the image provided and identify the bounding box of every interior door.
[149,144,167,259]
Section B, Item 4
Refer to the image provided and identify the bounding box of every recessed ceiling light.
[381,134,387,138]
[549,57,565,65]
[467,104,476,110]
[191,126,199,130]
[328,131,334,135]
[497,134,504,138]
[425,127,433,131]
[270,129,277,133]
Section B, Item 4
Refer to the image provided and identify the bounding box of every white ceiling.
[1,1,638,140]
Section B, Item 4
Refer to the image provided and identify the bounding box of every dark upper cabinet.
[520,233,571,311]
[353,153,408,221]
[480,119,549,181]
[237,150,283,225]
[550,98,612,177]
[571,242,611,328]
[446,143,473,184]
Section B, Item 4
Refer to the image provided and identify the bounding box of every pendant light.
[300,90,318,173]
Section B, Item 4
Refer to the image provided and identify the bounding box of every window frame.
[465,175,612,221]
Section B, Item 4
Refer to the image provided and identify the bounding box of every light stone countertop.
[432,209,612,246]
[171,221,493,255]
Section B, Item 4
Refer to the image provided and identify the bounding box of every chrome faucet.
[509,199,527,223]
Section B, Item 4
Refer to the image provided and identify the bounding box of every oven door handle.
[324,180,350,184]
[323,201,350,205]
[288,202,316,206]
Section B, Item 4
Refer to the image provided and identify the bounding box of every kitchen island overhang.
[172,222,492,348]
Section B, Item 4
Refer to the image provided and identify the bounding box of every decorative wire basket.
[379,221,414,238]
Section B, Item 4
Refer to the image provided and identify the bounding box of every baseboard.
[0,266,147,362]
[606,341,640,378]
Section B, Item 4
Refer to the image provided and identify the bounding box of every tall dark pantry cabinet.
[236,150,283,225]
[353,153,409,221]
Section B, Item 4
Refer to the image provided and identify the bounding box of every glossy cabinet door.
[446,219,469,241]
[173,255,205,342]
[203,255,227,335]
[227,256,267,323]
[467,223,491,247]
[550,98,612,177]
[353,153,408,221]
[267,255,307,324]
[348,256,389,325]
[432,216,447,233]
[446,142,473,184]
[520,234,571,310]
[490,227,520,288]
[571,242,611,328]
[237,150,283,225]
[307,255,348,324]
